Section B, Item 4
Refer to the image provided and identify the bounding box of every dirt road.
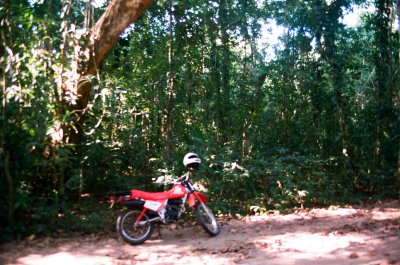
[1,201,399,265]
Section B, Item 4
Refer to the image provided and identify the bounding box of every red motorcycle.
[109,153,219,245]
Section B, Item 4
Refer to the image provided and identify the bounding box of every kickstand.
[157,223,162,237]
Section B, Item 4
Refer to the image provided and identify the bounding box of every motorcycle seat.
[131,190,169,201]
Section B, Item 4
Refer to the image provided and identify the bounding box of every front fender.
[188,192,208,207]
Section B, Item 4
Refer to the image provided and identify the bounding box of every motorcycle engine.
[165,198,182,221]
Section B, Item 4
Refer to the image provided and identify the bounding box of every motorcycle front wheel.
[116,209,154,245]
[195,203,219,236]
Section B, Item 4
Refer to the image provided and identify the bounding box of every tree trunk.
[321,0,355,176]
[1,6,15,226]
[373,0,393,171]
[61,0,153,144]
[238,12,267,159]
[4,151,14,225]
[218,0,230,143]
[208,18,221,143]
[396,0,400,183]
[166,0,175,165]
[85,0,153,75]
[397,145,400,181]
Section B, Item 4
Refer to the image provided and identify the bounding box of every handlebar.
[168,172,190,184]
[155,172,190,185]
[176,172,190,182]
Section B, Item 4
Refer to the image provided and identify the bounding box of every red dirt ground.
[1,200,399,265]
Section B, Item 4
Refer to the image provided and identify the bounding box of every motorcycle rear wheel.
[117,209,154,245]
[195,203,219,236]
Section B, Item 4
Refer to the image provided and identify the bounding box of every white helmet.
[183,152,201,170]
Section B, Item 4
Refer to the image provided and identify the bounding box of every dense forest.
[1,0,399,241]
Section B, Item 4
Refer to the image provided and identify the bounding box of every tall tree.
[1,9,14,225]
[60,0,154,144]
[373,0,395,171]
[321,0,354,174]
[166,0,175,165]
[397,0,400,181]
[217,0,231,143]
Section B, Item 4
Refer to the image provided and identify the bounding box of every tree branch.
[85,0,154,75]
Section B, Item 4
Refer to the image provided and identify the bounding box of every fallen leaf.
[349,252,359,259]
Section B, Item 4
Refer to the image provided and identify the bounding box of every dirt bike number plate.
[144,200,163,211]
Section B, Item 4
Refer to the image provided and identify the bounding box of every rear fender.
[121,200,145,208]
[188,192,208,208]
[109,191,131,203]
[121,200,159,218]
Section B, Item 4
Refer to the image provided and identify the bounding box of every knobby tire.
[195,203,219,236]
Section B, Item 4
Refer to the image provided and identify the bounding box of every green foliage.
[203,150,366,215]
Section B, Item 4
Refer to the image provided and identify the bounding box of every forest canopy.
[1,0,399,241]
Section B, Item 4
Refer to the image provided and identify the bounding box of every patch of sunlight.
[17,252,112,265]
[282,234,350,254]
[341,4,375,28]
